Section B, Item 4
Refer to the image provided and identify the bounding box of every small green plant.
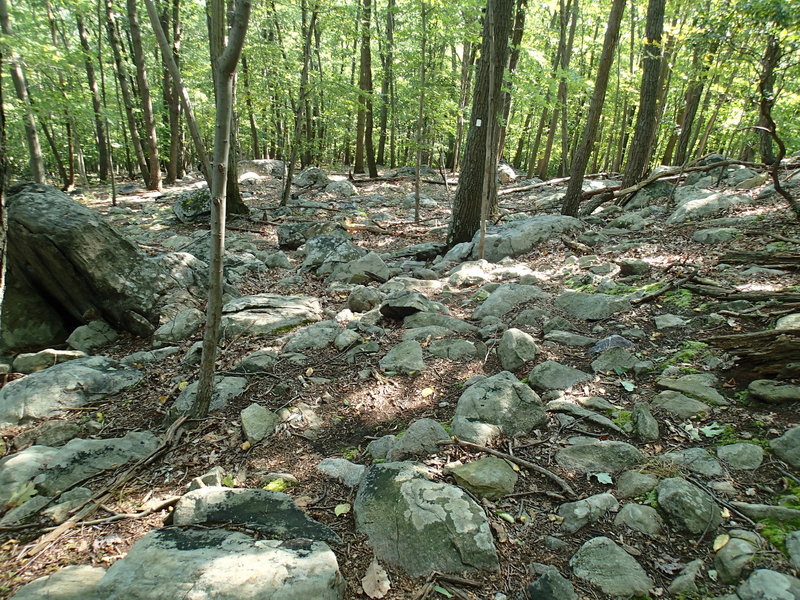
[263,478,294,492]
[642,487,659,508]
[221,474,236,487]
[758,518,800,553]
[613,410,633,428]
[341,447,359,460]
[659,341,709,370]
[663,288,694,308]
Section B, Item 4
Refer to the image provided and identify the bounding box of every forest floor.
[1,166,800,599]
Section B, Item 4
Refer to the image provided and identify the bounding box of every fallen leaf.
[334,503,351,516]
[433,586,454,598]
[420,387,435,397]
[241,440,251,451]
[295,495,313,507]
[361,558,391,598]
[305,367,314,376]
[178,381,189,390]
[595,472,613,485]
[713,534,731,552]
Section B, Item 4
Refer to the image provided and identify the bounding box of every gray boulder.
[428,339,479,359]
[172,376,247,413]
[590,347,638,373]
[388,418,450,461]
[404,312,477,333]
[379,340,425,374]
[661,447,722,477]
[667,189,751,223]
[172,187,211,222]
[0,356,142,427]
[66,320,118,352]
[770,427,800,469]
[569,536,653,598]
[328,251,390,284]
[240,403,278,443]
[472,215,583,262]
[324,180,357,197]
[348,286,385,313]
[380,291,445,319]
[11,349,86,374]
[616,471,658,499]
[10,565,106,600]
[656,373,728,405]
[558,493,619,533]
[737,569,800,600]
[237,158,285,177]
[715,529,761,583]
[521,566,578,600]
[692,227,739,244]
[449,456,518,500]
[301,235,367,275]
[96,528,344,600]
[555,292,631,321]
[497,328,538,371]
[354,461,498,576]
[651,391,711,419]
[527,361,591,391]
[152,308,204,346]
[220,294,322,339]
[472,284,549,320]
[556,440,644,474]
[614,503,664,536]
[282,321,341,352]
[632,402,659,441]
[317,458,365,488]
[749,379,800,403]
[295,166,330,187]
[657,477,722,534]
[717,443,764,470]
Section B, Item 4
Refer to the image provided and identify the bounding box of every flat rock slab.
[556,440,644,474]
[0,356,142,428]
[657,374,728,405]
[555,292,631,321]
[614,503,664,536]
[173,376,247,413]
[652,391,711,419]
[657,477,722,534]
[717,443,764,470]
[569,536,653,598]
[472,284,549,320]
[96,528,345,600]
[173,487,340,543]
[452,371,546,445]
[220,294,322,339]
[354,461,498,576]
[661,447,723,477]
[737,569,800,600]
[558,493,619,533]
[528,361,591,391]
[749,379,800,403]
[472,215,583,262]
[11,349,87,374]
[379,340,425,374]
[10,564,106,600]
[449,456,518,500]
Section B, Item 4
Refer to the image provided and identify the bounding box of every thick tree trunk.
[560,0,625,216]
[77,15,109,182]
[452,40,474,173]
[413,2,427,223]
[447,0,514,247]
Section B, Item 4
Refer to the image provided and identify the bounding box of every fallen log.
[708,328,800,376]
[719,251,800,270]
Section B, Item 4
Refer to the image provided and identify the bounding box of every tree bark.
[376,0,394,166]
[496,0,526,159]
[447,0,514,247]
[414,2,427,223]
[77,15,110,182]
[354,0,377,176]
[757,34,781,165]
[560,0,625,216]
[241,54,260,159]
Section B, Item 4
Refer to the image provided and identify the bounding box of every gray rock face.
[96,528,345,600]
[173,487,339,543]
[324,180,357,197]
[569,536,653,598]
[404,312,477,334]
[295,166,330,187]
[651,391,711,419]
[527,361,591,391]
[379,340,425,374]
[472,284,549,320]
[220,294,322,339]
[657,374,728,405]
[10,564,106,600]
[282,320,342,352]
[545,330,597,347]
[232,349,279,373]
[380,291,443,320]
[632,402,659,441]
[715,529,761,583]
[661,447,722,477]
[558,493,619,533]
[614,503,664,536]
[452,371,546,445]
[354,462,498,576]
[449,456,518,500]
[329,251,390,284]
[521,566,578,600]
[692,227,739,243]
[497,328,538,371]
[653,314,689,330]
[66,320,119,352]
[317,458,365,488]
[428,339,479,359]
[238,158,285,177]
[152,308,204,346]
[240,403,278,443]
[121,347,180,367]
[749,379,800,403]
[387,418,450,461]
[473,215,583,262]
[667,190,751,223]
[555,292,631,321]
[301,235,367,274]
[348,286,385,313]
[770,427,800,469]
[591,347,638,373]
[13,420,81,449]
[0,445,59,508]
[12,349,87,374]
[657,477,722,534]
[172,188,211,222]
[0,356,142,427]
[556,440,644,474]
[276,222,348,250]
[737,569,800,600]
[546,400,622,433]
[172,376,247,413]
[717,443,764,470]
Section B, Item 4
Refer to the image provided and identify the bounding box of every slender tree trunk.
[512,109,533,167]
[757,34,781,165]
[558,0,578,175]
[0,0,45,183]
[354,0,377,176]
[414,1,427,223]
[561,0,625,216]
[160,0,183,183]
[621,0,665,188]
[40,121,68,188]
[496,0,526,159]
[77,15,109,182]
[447,0,514,246]
[452,40,474,173]
[241,54,260,159]
[376,0,394,165]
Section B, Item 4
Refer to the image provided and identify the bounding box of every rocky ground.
[1,157,800,600]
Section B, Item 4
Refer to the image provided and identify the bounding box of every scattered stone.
[329,252,390,284]
[152,308,203,346]
[452,371,546,445]
[403,312,477,333]
[618,258,651,276]
[692,227,739,244]
[379,340,425,374]
[657,374,728,405]
[10,564,106,600]
[776,313,800,330]
[42,487,93,524]
[428,339,479,360]
[449,456,518,500]
[348,286,385,313]
[668,559,703,596]
[546,400,622,433]
[657,477,721,534]
[240,403,278,443]
[544,330,597,347]
[11,349,87,374]
[220,294,323,339]
[730,502,800,522]
[497,328,538,371]
[614,503,663,536]
[232,349,278,373]
[651,391,711,419]
[120,346,180,366]
[334,329,361,350]
[555,292,631,321]
[558,493,619,533]
[748,379,800,403]
[556,440,644,475]
[172,376,248,413]
[737,569,800,600]
[96,528,345,600]
[472,284,549,320]
[717,443,764,470]
[569,536,653,598]
[366,435,397,460]
[521,566,578,600]
[527,361,591,391]
[172,187,211,222]
[715,529,761,583]
[66,320,119,352]
[188,466,227,491]
[616,471,659,499]
[667,190,751,224]
[590,347,638,373]
[317,458,365,488]
[632,402,659,441]
[354,461,498,576]
[787,531,800,570]
[587,334,634,356]
[474,215,583,262]
[770,426,800,469]
[13,420,81,449]
[662,447,722,477]
[387,418,450,461]
[325,180,357,197]
[380,290,443,319]
[654,314,689,329]
[282,320,341,352]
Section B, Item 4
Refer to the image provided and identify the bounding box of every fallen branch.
[439,437,577,498]
[497,172,611,196]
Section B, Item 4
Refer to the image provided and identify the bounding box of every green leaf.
[620,380,636,392]
[334,503,351,516]
[595,472,613,484]
[700,422,727,437]
[433,586,454,598]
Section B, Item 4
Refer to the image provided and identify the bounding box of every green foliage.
[759,518,800,553]
[263,478,294,492]
[613,410,633,428]
[662,289,695,309]
[660,341,709,368]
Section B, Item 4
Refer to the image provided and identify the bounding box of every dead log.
[708,328,800,376]
[719,251,800,270]
[684,283,800,304]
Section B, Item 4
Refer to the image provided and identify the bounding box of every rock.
[449,456,518,500]
[120,346,180,366]
[667,190,751,223]
[402,192,437,208]
[66,320,119,352]
[657,477,721,534]
[301,235,367,274]
[334,329,361,350]
[717,443,764,470]
[348,286,385,312]
[0,445,59,507]
[776,313,800,330]
[770,427,800,469]
[556,440,644,475]
[653,314,689,329]
[749,379,800,403]
[324,180,357,196]
[329,252,390,284]
[545,330,597,347]
[692,227,740,243]
[276,222,348,250]
[737,569,800,600]
[473,215,583,262]
[632,402,659,441]
[521,566,578,600]
[546,400,622,433]
[616,471,658,499]
[366,435,397,460]
[237,158,285,177]
[452,371,546,445]
[555,292,631,321]
[13,420,81,449]
[173,487,339,542]
[187,466,227,491]
[172,376,247,413]
[379,340,425,374]
[240,403,278,443]
[668,559,703,596]
[569,536,653,598]
[388,241,447,262]
[232,349,278,373]
[787,531,800,570]
[10,564,106,600]
[527,361,591,391]
[11,349,87,374]
[715,529,761,583]
[380,290,443,319]
[403,312,477,334]
[661,447,723,477]
[283,320,341,352]
[472,284,549,320]
[387,418,450,461]
[587,334,634,356]
[614,503,663,536]
[96,528,344,600]
[295,166,330,187]
[220,294,323,339]
[618,258,651,276]
[651,391,711,419]
[448,260,494,287]
[152,308,204,346]
[428,339,479,359]
[558,493,619,533]
[656,374,728,405]
[590,347,638,373]
[317,458,365,488]
[0,356,142,427]
[354,461,498,576]
[729,502,800,522]
[42,487,93,523]
[497,328,538,371]
[497,163,517,184]
[381,276,445,295]
[172,187,211,222]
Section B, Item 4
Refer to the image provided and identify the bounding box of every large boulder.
[237,158,285,177]
[10,565,106,600]
[220,294,322,339]
[471,215,583,262]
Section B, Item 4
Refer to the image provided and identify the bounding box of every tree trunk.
[160,0,183,183]
[376,0,394,166]
[127,0,161,190]
[77,15,110,182]
[354,0,377,176]
[560,0,625,216]
[0,0,46,183]
[447,0,514,247]
[241,54,260,159]
[496,0,527,159]
[757,34,781,165]
[414,2,427,223]
[452,40,474,173]
[620,0,665,188]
